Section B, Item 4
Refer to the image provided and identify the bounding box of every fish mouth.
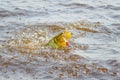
[66,42,69,46]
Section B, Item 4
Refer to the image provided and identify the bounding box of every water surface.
[0,0,120,80]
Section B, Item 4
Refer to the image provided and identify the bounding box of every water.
[0,0,120,80]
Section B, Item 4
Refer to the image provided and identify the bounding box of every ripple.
[111,23,120,27]
[102,5,120,10]
[0,9,27,18]
[112,15,120,20]
[0,8,43,18]
[59,2,94,9]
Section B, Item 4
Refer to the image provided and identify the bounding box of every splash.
[0,21,119,80]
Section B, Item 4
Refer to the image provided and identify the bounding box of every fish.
[46,30,71,49]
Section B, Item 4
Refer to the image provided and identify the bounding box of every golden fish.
[46,30,71,48]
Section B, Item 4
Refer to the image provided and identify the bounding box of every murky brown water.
[0,0,120,80]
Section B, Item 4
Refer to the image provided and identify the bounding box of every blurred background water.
[0,0,120,80]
